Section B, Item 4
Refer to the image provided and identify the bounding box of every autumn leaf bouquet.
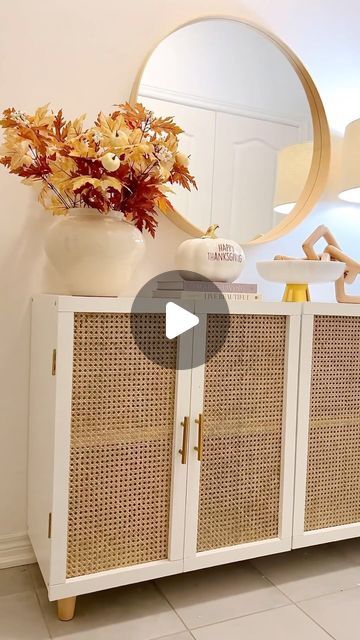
[0,102,197,237]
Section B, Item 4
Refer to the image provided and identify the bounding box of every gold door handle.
[179,416,190,464]
[194,413,204,461]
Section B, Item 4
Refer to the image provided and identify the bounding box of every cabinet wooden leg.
[57,596,76,621]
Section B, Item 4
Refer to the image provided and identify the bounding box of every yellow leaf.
[21,176,36,185]
[38,184,50,207]
[128,128,143,145]
[48,157,77,190]
[124,142,153,170]
[100,176,123,191]
[96,112,113,133]
[67,114,86,138]
[10,140,32,169]
[155,195,174,214]
[158,184,175,195]
[96,112,125,135]
[71,176,98,190]
[70,175,122,193]
[68,137,96,157]
[53,156,77,174]
[32,104,53,127]
[94,113,129,151]
[50,175,72,192]
[47,194,67,215]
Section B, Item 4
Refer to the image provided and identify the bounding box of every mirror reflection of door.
[138,19,313,244]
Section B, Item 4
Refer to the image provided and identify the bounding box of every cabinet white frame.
[184,301,302,571]
[293,303,360,549]
[29,296,301,601]
[28,295,193,600]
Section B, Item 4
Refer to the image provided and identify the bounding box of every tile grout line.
[293,602,336,640]
[153,580,196,638]
[154,560,334,635]
[154,571,297,633]
[153,600,334,637]
[292,582,360,604]
[249,560,294,603]
[157,633,196,640]
[25,565,53,639]
[154,630,196,640]
[249,561,336,640]
[250,557,360,604]
[180,602,292,632]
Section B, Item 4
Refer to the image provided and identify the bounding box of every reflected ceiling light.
[338,118,360,203]
[273,141,313,214]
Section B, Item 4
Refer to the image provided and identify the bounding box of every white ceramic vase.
[45,208,146,296]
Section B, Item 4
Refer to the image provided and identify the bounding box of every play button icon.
[130,270,230,370]
[166,302,199,339]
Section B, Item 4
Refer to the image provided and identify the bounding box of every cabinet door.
[184,305,300,571]
[211,112,301,241]
[293,308,360,548]
[50,306,192,598]
[139,96,216,231]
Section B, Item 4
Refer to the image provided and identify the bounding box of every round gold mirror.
[131,17,330,244]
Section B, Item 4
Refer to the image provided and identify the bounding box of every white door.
[139,96,216,232]
[49,299,194,600]
[211,112,301,242]
[183,302,301,571]
[293,305,360,549]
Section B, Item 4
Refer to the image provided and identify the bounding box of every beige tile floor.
[2,540,360,639]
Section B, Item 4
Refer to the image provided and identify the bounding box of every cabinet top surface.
[32,295,360,316]
[32,294,306,315]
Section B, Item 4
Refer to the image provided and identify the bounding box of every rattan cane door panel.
[305,315,360,532]
[66,313,177,578]
[197,314,287,552]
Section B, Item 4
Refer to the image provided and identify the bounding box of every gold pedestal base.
[282,283,310,302]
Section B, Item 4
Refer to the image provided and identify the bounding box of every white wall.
[1,0,360,562]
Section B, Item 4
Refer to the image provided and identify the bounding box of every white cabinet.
[28,296,300,614]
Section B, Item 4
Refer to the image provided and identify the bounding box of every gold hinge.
[51,349,56,376]
[48,513,52,539]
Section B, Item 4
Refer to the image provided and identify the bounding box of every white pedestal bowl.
[256,260,346,301]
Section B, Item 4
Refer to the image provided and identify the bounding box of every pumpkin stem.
[202,224,219,239]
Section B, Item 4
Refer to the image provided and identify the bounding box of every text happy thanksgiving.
[207,243,243,262]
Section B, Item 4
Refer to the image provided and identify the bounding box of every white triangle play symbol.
[166,302,199,339]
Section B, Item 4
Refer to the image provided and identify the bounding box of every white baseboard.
[0,533,36,569]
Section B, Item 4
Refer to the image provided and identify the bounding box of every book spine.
[152,291,262,301]
[180,292,262,301]
[157,281,257,293]
[186,283,257,293]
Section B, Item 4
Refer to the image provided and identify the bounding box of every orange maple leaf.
[169,162,197,191]
[151,117,183,136]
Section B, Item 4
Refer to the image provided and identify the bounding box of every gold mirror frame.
[130,16,330,245]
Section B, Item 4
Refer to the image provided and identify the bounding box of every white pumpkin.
[175,225,245,282]
[101,152,121,172]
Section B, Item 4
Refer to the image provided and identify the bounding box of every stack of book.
[153,280,261,301]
